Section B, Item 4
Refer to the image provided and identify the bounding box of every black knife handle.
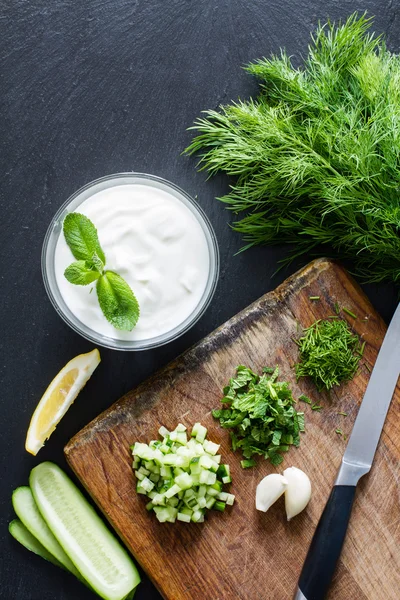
[296,485,356,600]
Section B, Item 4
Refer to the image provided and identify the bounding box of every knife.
[294,303,400,600]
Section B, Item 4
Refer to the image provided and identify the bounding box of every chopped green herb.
[241,459,257,469]
[334,302,340,315]
[295,319,362,391]
[337,411,348,417]
[335,428,343,436]
[212,366,304,467]
[364,363,372,373]
[311,404,322,411]
[309,296,320,301]
[299,394,312,405]
[343,307,357,319]
[357,341,366,356]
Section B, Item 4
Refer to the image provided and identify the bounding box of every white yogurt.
[54,183,211,341]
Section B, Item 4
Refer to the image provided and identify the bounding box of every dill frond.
[185,13,400,284]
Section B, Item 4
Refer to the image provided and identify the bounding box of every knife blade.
[294,303,400,600]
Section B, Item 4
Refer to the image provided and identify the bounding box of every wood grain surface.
[65,258,400,600]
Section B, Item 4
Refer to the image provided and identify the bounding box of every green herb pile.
[295,319,362,391]
[212,366,304,467]
[186,14,400,284]
[63,213,140,331]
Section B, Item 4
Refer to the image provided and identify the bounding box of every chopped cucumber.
[12,486,82,579]
[30,462,140,600]
[9,519,63,569]
[131,423,235,524]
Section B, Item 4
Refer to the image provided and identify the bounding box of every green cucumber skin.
[12,486,82,580]
[9,519,63,569]
[30,462,140,600]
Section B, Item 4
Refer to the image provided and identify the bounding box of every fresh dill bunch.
[185,13,400,284]
[295,319,362,391]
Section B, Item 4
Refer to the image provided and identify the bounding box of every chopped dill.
[299,394,312,405]
[309,296,320,301]
[343,307,357,319]
[295,318,362,391]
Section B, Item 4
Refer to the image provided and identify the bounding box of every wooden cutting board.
[65,258,400,600]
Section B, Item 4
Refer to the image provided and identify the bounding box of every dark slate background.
[1,1,399,599]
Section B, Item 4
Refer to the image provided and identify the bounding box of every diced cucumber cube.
[175,431,188,445]
[177,512,191,523]
[152,494,166,506]
[199,455,214,470]
[180,507,193,516]
[195,425,207,444]
[135,471,145,481]
[167,496,179,508]
[210,481,222,492]
[160,466,172,478]
[136,483,147,495]
[158,426,170,438]
[205,497,216,509]
[203,440,220,455]
[149,473,160,483]
[191,423,200,437]
[138,466,150,476]
[176,423,187,432]
[165,484,181,499]
[141,477,155,493]
[198,485,207,498]
[191,510,204,523]
[217,492,229,502]
[175,473,193,490]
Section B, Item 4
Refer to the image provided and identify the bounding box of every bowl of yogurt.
[42,173,219,350]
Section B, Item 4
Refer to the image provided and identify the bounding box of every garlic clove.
[283,466,311,520]
[256,474,288,512]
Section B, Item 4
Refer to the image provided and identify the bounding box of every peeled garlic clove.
[283,466,311,520]
[256,474,288,512]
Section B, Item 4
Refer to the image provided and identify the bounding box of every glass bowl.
[42,173,219,350]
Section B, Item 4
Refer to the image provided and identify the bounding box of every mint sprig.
[63,213,140,331]
[64,261,102,285]
[63,213,106,263]
[97,271,140,331]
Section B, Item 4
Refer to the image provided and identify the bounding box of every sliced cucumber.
[9,519,63,569]
[30,462,140,600]
[12,486,82,579]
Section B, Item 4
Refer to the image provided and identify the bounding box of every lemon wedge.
[25,349,101,455]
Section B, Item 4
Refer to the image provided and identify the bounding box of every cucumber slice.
[12,486,82,579]
[9,519,63,569]
[30,462,140,600]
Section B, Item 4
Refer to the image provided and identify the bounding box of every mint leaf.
[91,252,104,273]
[96,271,140,331]
[63,213,106,263]
[64,261,102,285]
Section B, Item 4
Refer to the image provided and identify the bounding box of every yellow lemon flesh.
[25,349,101,455]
